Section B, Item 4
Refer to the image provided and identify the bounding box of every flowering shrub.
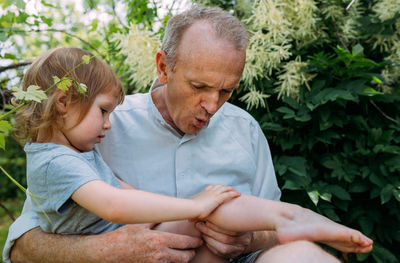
[116,0,400,262]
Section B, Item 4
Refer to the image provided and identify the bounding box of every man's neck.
[151,85,185,136]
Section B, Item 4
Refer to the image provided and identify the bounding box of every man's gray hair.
[161,5,250,68]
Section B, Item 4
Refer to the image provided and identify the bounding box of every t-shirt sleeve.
[43,155,101,215]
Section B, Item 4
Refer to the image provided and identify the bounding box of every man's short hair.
[161,5,250,69]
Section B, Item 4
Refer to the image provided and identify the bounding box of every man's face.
[156,22,246,135]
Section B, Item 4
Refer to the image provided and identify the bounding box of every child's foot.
[276,206,373,253]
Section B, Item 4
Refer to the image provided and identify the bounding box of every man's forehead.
[178,21,237,57]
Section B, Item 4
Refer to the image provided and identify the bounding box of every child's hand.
[192,185,241,220]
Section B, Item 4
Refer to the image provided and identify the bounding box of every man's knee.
[255,241,341,263]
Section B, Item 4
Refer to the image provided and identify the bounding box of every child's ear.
[55,90,68,114]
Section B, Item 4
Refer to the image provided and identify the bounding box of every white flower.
[275,56,316,99]
[239,88,270,110]
[113,25,161,92]
[373,0,400,22]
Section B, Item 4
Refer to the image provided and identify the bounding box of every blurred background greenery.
[1,0,399,262]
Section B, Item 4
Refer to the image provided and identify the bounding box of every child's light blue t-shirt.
[25,142,121,234]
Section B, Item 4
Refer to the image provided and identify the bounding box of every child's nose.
[104,118,112,130]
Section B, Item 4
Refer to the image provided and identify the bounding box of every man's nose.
[201,92,219,115]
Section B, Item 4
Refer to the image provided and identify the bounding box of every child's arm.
[116,178,135,189]
[71,180,239,224]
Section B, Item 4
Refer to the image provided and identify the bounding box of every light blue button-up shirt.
[98,80,281,200]
[2,80,281,262]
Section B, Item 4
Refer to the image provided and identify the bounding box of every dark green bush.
[231,44,400,263]
[0,136,26,201]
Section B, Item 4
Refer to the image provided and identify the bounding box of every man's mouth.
[194,118,208,128]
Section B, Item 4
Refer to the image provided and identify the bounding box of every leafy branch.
[0,28,101,57]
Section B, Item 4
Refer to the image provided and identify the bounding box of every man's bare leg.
[255,241,341,263]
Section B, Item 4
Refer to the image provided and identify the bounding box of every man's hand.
[11,224,202,263]
[91,223,203,263]
[195,221,253,259]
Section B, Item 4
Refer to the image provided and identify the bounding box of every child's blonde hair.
[15,47,124,143]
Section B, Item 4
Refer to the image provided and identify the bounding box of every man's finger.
[161,231,203,249]
[202,234,243,258]
[164,248,197,263]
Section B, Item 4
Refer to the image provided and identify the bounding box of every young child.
[15,47,372,261]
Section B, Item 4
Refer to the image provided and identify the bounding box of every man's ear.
[156,50,168,84]
[54,90,68,115]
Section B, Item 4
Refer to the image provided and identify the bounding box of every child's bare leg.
[154,220,227,262]
[206,194,373,253]
[275,206,373,253]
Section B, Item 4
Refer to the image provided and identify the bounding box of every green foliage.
[215,1,400,261]
[0,137,26,200]
[237,36,400,263]
[1,1,399,262]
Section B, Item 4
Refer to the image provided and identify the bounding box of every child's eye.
[101,108,108,114]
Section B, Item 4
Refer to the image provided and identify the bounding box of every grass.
[0,198,24,263]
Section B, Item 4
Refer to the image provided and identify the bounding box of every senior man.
[5,6,344,263]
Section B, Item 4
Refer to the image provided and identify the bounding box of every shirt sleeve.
[44,154,101,215]
[250,121,282,201]
[2,196,39,263]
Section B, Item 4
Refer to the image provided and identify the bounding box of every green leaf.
[371,243,398,263]
[40,16,53,26]
[77,83,87,94]
[4,53,16,59]
[0,0,8,8]
[307,190,319,206]
[16,11,29,23]
[326,185,351,200]
[358,216,374,236]
[14,0,25,9]
[380,184,394,204]
[25,85,48,102]
[0,120,12,134]
[282,180,302,190]
[363,87,383,96]
[0,133,5,150]
[393,188,400,202]
[11,86,26,100]
[261,122,284,132]
[352,44,364,56]
[41,0,56,8]
[319,192,332,202]
[279,156,307,177]
[349,182,369,193]
[53,76,72,92]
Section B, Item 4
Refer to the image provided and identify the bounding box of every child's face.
[62,91,119,152]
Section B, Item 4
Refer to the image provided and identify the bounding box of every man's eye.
[101,108,107,114]
[221,89,232,94]
[193,85,204,89]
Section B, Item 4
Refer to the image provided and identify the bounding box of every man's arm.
[10,224,202,263]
